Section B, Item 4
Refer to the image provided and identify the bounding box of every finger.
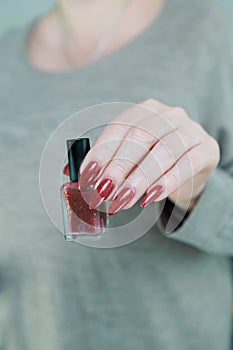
[79,99,168,191]
[94,111,189,202]
[63,103,184,177]
[140,142,213,207]
[108,122,204,214]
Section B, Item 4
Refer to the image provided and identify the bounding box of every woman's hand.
[64,99,220,215]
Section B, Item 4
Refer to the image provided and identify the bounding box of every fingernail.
[96,178,115,199]
[79,161,101,190]
[108,187,135,216]
[63,163,70,176]
[89,178,115,209]
[140,185,164,207]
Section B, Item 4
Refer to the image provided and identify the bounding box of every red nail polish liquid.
[60,138,107,241]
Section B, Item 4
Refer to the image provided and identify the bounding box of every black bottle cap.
[66,138,90,181]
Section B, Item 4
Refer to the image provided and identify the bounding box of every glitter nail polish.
[60,138,107,241]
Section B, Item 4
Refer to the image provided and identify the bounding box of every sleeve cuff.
[156,167,233,256]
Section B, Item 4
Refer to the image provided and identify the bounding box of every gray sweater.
[0,0,233,349]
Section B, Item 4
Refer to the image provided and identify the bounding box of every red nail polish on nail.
[96,178,115,199]
[79,161,100,190]
[140,185,164,207]
[63,163,70,176]
[89,178,115,209]
[108,187,135,216]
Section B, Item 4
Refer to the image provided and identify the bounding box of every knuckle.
[191,121,205,135]
[173,106,186,115]
[209,136,220,152]
[144,98,155,105]
[208,137,220,166]
[171,107,188,122]
[142,99,158,112]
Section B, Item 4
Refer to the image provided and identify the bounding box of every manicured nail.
[63,163,70,176]
[89,178,115,209]
[79,161,101,190]
[96,178,115,198]
[108,187,135,216]
[140,185,164,207]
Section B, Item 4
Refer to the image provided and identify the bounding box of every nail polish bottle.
[60,138,107,241]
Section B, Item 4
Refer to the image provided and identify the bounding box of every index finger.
[78,100,168,187]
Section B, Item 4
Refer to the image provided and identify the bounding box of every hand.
[64,99,220,215]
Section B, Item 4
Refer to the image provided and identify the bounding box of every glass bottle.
[60,138,107,241]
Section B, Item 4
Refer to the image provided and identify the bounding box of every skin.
[77,99,220,214]
[27,0,163,72]
[27,0,220,215]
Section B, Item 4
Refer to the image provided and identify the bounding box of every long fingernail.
[89,178,115,209]
[108,187,135,216]
[140,185,164,207]
[96,178,115,198]
[79,161,101,190]
[63,163,70,176]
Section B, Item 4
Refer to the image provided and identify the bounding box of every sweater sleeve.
[156,5,233,256]
[157,165,233,256]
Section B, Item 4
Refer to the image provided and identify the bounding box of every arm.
[157,164,233,256]
[157,8,233,256]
